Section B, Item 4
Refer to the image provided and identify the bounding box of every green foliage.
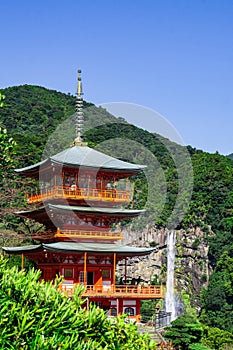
[164,314,203,350]
[192,238,200,250]
[2,85,233,238]
[202,325,233,350]
[2,85,233,331]
[0,127,17,177]
[189,344,210,350]
[200,251,233,332]
[140,299,157,323]
[181,291,197,317]
[0,256,157,349]
[0,91,5,108]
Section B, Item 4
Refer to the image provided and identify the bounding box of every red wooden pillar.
[117,299,123,315]
[136,299,141,323]
[21,253,24,270]
[84,252,87,285]
[113,253,116,287]
[124,258,127,283]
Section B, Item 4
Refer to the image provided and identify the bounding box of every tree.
[200,251,233,332]
[0,91,5,109]
[164,314,203,350]
[0,92,25,238]
[0,91,17,178]
[202,325,233,350]
[0,127,17,178]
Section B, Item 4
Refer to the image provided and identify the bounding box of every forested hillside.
[0,85,233,333]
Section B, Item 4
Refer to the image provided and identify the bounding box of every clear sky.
[1,0,233,155]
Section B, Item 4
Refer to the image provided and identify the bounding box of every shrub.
[0,256,158,349]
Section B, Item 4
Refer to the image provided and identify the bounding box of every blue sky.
[1,0,233,155]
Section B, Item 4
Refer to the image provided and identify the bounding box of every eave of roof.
[48,204,145,216]
[15,204,145,218]
[2,242,155,257]
[2,245,41,253]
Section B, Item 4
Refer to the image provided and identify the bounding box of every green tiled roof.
[48,204,145,216]
[2,242,155,257]
[15,146,146,175]
[2,245,41,253]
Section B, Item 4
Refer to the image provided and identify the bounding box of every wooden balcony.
[27,186,132,204]
[60,283,163,299]
[55,229,123,241]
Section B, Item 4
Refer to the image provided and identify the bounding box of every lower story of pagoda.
[2,242,163,322]
[60,283,162,323]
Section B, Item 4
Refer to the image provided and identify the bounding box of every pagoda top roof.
[15,145,146,177]
[2,242,155,257]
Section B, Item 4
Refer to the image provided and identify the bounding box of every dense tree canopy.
[1,85,233,333]
[200,251,233,332]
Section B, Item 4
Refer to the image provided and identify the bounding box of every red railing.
[60,283,163,299]
[27,186,132,204]
[55,229,123,240]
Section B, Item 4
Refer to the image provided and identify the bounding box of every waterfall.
[165,230,176,321]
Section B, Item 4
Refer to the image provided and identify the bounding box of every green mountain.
[227,153,233,160]
[1,85,233,332]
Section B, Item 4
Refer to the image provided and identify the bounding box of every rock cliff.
[117,225,212,309]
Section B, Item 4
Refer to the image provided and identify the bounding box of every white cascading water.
[165,230,176,321]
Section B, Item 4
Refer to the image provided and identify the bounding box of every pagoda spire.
[73,69,87,146]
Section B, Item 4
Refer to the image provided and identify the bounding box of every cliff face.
[117,226,212,308]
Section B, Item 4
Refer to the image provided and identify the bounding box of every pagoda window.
[124,307,135,316]
[79,271,84,283]
[87,272,94,285]
[79,271,94,285]
[63,268,74,279]
[102,270,111,278]
[111,308,117,316]
[63,172,76,187]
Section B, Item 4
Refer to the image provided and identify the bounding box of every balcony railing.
[60,283,163,299]
[27,186,132,204]
[55,229,123,240]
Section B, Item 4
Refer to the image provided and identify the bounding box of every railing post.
[124,258,127,284]
[116,298,119,316]
[84,252,87,286]
[21,253,24,270]
[113,253,116,286]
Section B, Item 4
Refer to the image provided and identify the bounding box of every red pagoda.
[3,71,163,322]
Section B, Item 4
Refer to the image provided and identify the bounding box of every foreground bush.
[0,256,157,349]
[164,314,204,350]
[202,325,233,350]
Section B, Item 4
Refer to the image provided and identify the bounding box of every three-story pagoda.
[2,71,163,322]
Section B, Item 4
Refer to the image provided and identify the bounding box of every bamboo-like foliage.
[0,256,157,349]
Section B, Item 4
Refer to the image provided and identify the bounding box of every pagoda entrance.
[87,271,94,285]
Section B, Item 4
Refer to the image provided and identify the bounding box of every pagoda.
[2,71,163,322]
